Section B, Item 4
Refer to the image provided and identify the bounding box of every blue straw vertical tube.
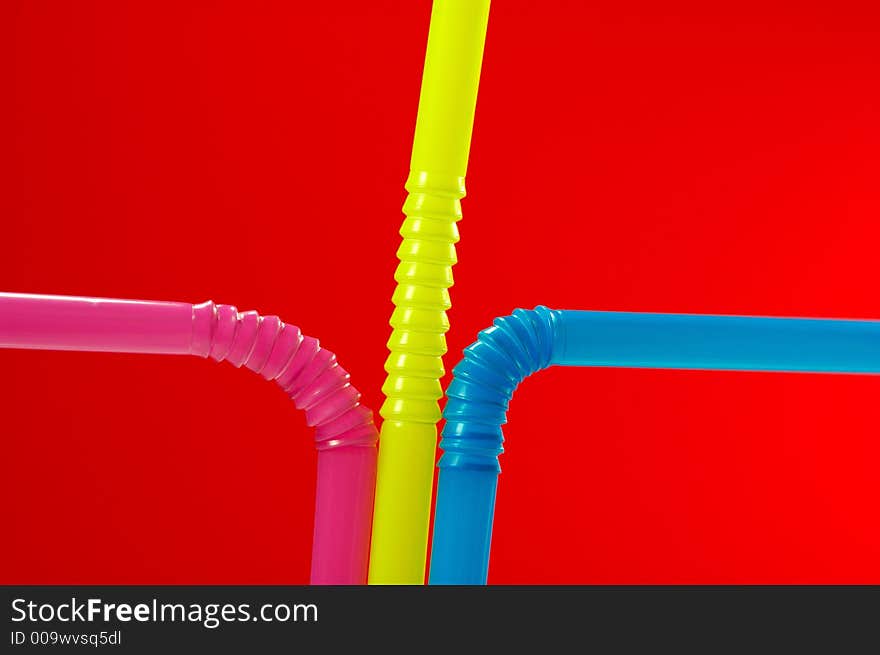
[431,468,499,584]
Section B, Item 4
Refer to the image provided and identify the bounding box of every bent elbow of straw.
[430,307,559,585]
[0,292,378,585]
[429,307,880,584]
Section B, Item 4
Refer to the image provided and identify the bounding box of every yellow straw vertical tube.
[369,0,491,584]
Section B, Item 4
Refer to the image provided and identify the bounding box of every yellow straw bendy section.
[368,0,491,584]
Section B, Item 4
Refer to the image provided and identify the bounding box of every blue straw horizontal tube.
[429,308,880,585]
[555,311,880,373]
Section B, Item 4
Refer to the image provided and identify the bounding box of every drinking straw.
[429,307,880,584]
[0,292,378,585]
[369,0,491,584]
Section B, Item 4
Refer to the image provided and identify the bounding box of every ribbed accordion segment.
[439,306,560,472]
[380,169,464,426]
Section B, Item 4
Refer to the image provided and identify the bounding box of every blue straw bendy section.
[429,307,880,584]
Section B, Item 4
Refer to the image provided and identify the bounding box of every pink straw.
[0,292,378,584]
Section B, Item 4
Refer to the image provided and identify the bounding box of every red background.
[2,1,879,584]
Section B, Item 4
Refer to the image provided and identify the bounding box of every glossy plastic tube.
[0,292,378,585]
[369,0,491,584]
[430,307,880,584]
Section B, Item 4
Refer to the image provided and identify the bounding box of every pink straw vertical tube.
[0,292,378,584]
[313,447,377,584]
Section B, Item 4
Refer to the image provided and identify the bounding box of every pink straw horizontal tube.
[0,292,378,584]
[0,292,194,354]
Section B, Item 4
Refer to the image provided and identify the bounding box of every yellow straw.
[368,0,491,584]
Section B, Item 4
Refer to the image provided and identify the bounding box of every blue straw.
[429,307,880,584]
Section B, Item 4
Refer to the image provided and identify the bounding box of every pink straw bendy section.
[0,292,378,585]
